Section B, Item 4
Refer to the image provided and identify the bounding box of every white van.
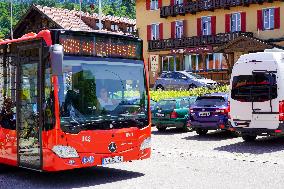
[229,49,284,142]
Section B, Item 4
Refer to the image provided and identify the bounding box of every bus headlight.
[52,145,79,158]
[140,137,151,151]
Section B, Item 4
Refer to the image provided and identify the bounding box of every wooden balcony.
[148,32,253,52]
[160,0,283,18]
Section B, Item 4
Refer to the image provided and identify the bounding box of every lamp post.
[10,0,13,39]
[99,0,102,31]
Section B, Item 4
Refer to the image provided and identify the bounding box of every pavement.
[1,128,284,189]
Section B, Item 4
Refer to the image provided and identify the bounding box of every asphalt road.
[2,128,284,189]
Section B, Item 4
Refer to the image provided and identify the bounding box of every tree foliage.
[0,0,136,39]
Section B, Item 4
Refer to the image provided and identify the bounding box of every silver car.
[154,71,217,91]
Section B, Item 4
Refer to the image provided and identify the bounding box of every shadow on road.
[182,130,237,141]
[214,136,284,154]
[151,128,191,136]
[0,165,144,189]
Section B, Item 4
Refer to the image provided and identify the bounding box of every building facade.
[136,0,284,86]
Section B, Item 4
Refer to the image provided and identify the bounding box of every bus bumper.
[42,147,151,172]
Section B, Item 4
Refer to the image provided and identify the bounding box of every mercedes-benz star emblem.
[108,142,117,153]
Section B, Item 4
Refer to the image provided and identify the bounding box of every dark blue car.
[188,93,230,135]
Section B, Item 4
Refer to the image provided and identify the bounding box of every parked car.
[229,49,284,142]
[188,93,230,135]
[152,97,197,132]
[154,71,217,91]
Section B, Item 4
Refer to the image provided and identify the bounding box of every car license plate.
[156,113,165,117]
[102,156,123,165]
[199,112,210,117]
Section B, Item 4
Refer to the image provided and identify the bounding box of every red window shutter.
[197,18,202,36]
[241,12,246,32]
[225,14,231,32]
[146,0,150,10]
[275,7,280,29]
[158,0,162,8]
[257,10,263,30]
[211,16,216,35]
[171,22,176,38]
[147,25,152,40]
[183,20,187,37]
[159,23,163,39]
[170,0,174,6]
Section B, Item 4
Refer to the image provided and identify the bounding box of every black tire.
[242,135,257,142]
[196,129,208,136]
[182,124,190,132]
[188,84,197,90]
[156,85,164,91]
[157,126,167,132]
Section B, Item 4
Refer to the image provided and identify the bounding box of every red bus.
[0,30,151,171]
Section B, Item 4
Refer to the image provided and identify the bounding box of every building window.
[231,13,241,32]
[127,26,133,33]
[175,21,183,38]
[161,56,182,72]
[151,24,160,40]
[96,22,103,30]
[175,0,183,5]
[111,24,118,31]
[263,8,275,30]
[202,16,211,35]
[150,0,158,10]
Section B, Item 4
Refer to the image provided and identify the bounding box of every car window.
[175,73,187,79]
[180,99,190,108]
[180,98,197,108]
[162,73,173,79]
[194,96,227,107]
[154,100,176,110]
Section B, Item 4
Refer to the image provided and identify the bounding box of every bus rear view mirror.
[50,44,63,75]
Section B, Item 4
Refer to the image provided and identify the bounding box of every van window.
[194,96,227,107]
[231,73,277,102]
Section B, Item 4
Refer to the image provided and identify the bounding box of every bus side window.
[43,63,55,131]
[0,55,16,130]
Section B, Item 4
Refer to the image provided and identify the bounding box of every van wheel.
[156,85,164,91]
[242,135,257,142]
[157,126,167,132]
[188,84,197,90]
[196,129,208,135]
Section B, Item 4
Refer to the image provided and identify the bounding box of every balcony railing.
[160,0,282,18]
[148,32,253,51]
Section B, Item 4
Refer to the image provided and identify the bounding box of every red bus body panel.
[0,30,151,171]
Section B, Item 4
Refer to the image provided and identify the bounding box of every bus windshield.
[57,56,148,131]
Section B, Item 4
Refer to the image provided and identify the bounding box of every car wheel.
[188,84,197,90]
[156,85,164,91]
[196,129,208,135]
[242,135,257,142]
[182,124,190,132]
[157,126,167,132]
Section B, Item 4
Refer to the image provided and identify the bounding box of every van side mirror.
[50,44,63,75]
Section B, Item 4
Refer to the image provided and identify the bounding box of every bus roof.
[0,30,52,46]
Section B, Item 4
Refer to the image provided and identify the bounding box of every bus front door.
[16,40,44,170]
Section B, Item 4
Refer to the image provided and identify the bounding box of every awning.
[214,35,284,53]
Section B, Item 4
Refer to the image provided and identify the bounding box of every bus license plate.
[199,112,210,117]
[102,156,123,165]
